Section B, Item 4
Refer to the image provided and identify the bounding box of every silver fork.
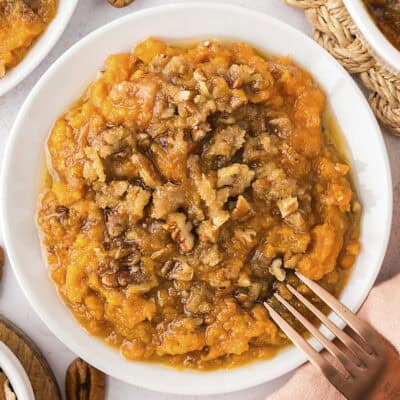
[264,272,386,400]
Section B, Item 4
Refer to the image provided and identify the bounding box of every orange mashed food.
[37,38,361,370]
[0,0,57,77]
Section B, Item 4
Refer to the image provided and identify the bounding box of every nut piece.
[66,358,106,400]
[277,196,298,218]
[204,125,246,161]
[107,0,134,7]
[269,258,286,282]
[232,195,254,220]
[161,258,194,282]
[217,163,255,196]
[164,212,195,253]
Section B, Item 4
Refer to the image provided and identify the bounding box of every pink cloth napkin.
[268,274,400,400]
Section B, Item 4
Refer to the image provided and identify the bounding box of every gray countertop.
[0,0,398,399]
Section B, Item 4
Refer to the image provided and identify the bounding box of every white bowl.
[343,0,400,72]
[0,2,392,395]
[0,341,34,400]
[0,0,78,96]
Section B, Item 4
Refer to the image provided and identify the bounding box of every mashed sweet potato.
[37,38,361,369]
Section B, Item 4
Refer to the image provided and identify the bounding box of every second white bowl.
[343,0,400,72]
[0,0,78,96]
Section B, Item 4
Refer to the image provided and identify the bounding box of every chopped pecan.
[198,175,230,227]
[234,228,257,246]
[150,129,189,182]
[252,162,297,201]
[191,122,211,141]
[174,90,192,102]
[123,185,151,223]
[125,258,158,294]
[199,244,223,267]
[116,267,134,287]
[277,196,298,218]
[151,183,186,220]
[162,56,189,77]
[101,266,144,289]
[105,209,128,238]
[229,89,248,110]
[131,152,161,188]
[232,195,254,220]
[184,282,213,315]
[217,163,255,196]
[227,64,256,88]
[66,358,105,400]
[188,155,229,228]
[284,211,307,232]
[243,134,278,162]
[161,258,194,281]
[269,258,286,282]
[204,125,246,162]
[164,212,194,253]
[91,126,135,159]
[83,147,106,183]
[268,116,292,137]
[196,220,220,243]
[101,257,158,294]
[237,272,251,287]
[95,181,129,209]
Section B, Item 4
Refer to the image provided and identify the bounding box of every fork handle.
[364,338,400,400]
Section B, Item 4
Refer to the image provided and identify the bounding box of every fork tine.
[273,292,356,377]
[264,302,338,378]
[295,272,376,352]
[287,282,371,365]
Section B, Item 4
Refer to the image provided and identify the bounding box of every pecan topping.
[164,212,194,253]
[66,358,105,400]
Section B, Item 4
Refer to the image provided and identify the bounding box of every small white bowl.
[343,0,400,72]
[0,2,392,395]
[0,341,34,400]
[0,0,78,97]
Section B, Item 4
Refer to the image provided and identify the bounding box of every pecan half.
[107,0,134,8]
[66,358,106,400]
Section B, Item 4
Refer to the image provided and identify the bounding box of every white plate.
[343,0,400,72]
[0,0,78,96]
[0,2,392,395]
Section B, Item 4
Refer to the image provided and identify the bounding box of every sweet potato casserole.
[37,38,361,369]
[0,0,57,78]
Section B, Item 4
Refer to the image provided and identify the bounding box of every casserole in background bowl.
[343,0,400,73]
[0,0,78,97]
[0,3,392,395]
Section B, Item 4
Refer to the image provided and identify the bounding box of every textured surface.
[0,316,61,399]
[0,1,398,399]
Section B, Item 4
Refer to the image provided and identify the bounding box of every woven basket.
[286,0,400,135]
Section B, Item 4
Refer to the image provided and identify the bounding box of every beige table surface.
[0,1,399,399]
